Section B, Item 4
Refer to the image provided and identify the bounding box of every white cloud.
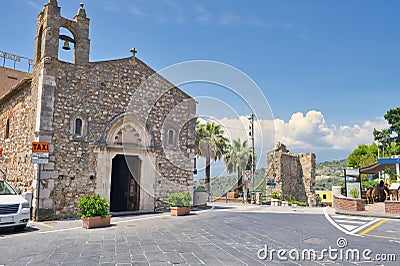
[219,12,265,27]
[130,7,146,17]
[215,110,388,160]
[104,5,121,13]
[195,5,211,23]
[163,0,186,24]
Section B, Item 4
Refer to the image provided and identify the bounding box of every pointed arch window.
[75,118,83,136]
[36,26,43,63]
[59,27,76,64]
[5,118,10,139]
[71,114,87,141]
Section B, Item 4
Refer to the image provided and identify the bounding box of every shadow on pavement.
[0,226,39,237]
[210,206,235,210]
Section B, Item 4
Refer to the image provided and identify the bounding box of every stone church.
[0,0,196,220]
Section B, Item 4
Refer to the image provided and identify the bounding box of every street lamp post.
[249,113,255,204]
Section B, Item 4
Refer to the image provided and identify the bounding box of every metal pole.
[250,113,255,203]
[35,164,41,221]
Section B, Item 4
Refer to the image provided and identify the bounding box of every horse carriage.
[388,182,400,201]
[365,182,400,204]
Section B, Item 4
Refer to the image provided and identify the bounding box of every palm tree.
[195,121,228,198]
[224,138,252,194]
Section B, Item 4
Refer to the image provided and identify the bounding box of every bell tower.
[34,0,90,65]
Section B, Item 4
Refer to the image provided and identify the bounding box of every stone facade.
[266,142,316,206]
[0,79,36,190]
[0,0,196,220]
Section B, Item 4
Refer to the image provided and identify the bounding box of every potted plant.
[270,191,282,206]
[168,191,191,216]
[77,194,111,229]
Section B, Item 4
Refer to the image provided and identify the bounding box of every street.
[1,204,399,265]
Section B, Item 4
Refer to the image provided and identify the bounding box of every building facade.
[0,0,196,220]
[266,142,317,206]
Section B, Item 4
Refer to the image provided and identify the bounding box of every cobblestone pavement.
[1,205,399,265]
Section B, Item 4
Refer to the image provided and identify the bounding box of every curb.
[335,209,400,220]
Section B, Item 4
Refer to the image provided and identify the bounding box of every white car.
[0,179,30,230]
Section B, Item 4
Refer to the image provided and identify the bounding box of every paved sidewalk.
[1,203,398,265]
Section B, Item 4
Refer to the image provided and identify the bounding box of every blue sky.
[1,0,399,171]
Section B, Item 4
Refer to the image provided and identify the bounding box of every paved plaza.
[1,204,399,265]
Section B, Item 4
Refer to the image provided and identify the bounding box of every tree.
[224,138,252,193]
[347,143,378,168]
[384,107,400,142]
[195,121,228,197]
[373,128,394,157]
[374,107,400,157]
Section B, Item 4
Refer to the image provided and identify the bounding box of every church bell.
[62,40,71,50]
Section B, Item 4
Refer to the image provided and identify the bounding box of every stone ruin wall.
[266,143,316,206]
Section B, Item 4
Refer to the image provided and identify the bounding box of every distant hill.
[316,159,347,177]
[194,168,266,198]
[315,159,347,191]
[194,159,348,196]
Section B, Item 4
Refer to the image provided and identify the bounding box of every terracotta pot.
[81,215,111,229]
[170,206,190,216]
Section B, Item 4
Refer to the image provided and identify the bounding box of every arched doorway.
[94,113,156,213]
[110,154,141,212]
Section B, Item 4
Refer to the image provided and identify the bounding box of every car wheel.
[14,224,27,231]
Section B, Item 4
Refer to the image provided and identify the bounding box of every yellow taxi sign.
[32,142,50,153]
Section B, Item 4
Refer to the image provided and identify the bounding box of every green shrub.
[168,191,191,207]
[194,186,207,192]
[271,191,282,200]
[286,195,296,204]
[294,201,307,207]
[349,188,360,199]
[77,194,109,218]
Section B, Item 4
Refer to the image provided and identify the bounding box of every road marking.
[331,215,374,221]
[363,233,400,241]
[334,219,367,224]
[359,219,388,236]
[323,207,360,236]
[341,224,358,231]
[34,222,54,229]
[350,218,382,234]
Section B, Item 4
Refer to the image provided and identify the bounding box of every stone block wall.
[299,153,317,206]
[266,142,316,206]
[0,80,36,194]
[34,56,195,218]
